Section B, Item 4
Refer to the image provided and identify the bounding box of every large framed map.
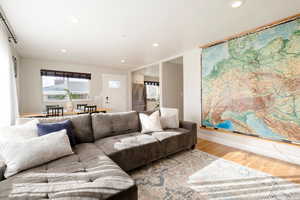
[201,16,300,144]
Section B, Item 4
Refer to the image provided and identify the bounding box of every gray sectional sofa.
[0,111,197,199]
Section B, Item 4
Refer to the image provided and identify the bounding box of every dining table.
[20,108,111,118]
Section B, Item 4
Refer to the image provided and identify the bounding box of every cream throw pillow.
[139,111,163,134]
[0,129,73,178]
[0,119,39,141]
[0,119,39,164]
[160,108,179,129]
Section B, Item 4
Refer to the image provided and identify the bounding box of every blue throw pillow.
[37,120,77,146]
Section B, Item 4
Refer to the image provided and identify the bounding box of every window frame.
[41,70,91,102]
[144,81,160,101]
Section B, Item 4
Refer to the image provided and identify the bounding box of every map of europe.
[202,18,300,143]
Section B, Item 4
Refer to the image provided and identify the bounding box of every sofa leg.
[191,144,196,149]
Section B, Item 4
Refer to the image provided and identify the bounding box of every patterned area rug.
[129,149,300,200]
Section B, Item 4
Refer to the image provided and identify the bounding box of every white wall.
[183,49,202,126]
[18,58,129,113]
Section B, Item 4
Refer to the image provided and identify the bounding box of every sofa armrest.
[0,161,6,181]
[179,121,198,147]
[179,121,197,131]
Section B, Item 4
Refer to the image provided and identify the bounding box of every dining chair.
[47,107,64,117]
[77,104,88,110]
[84,105,98,114]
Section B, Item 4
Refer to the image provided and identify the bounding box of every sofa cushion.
[94,132,163,171]
[38,114,94,143]
[148,128,194,156]
[92,111,139,140]
[0,143,137,200]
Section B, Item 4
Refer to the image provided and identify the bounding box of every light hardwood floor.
[197,139,300,184]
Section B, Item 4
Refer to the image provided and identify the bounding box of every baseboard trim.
[198,129,300,166]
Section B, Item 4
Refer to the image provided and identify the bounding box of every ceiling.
[0,0,299,69]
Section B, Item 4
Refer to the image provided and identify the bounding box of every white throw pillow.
[139,111,163,134]
[0,129,73,178]
[160,108,179,129]
[0,119,39,141]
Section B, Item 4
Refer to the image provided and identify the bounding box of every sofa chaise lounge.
[0,111,197,199]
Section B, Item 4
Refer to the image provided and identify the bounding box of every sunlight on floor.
[197,139,300,185]
[187,156,300,200]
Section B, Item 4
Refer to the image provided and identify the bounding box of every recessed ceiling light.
[230,0,243,8]
[70,16,79,24]
[61,49,67,53]
[121,59,126,63]
[152,43,159,47]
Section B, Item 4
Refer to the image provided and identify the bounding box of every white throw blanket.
[114,135,157,150]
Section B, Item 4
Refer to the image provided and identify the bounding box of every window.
[144,81,159,100]
[109,80,121,89]
[41,70,91,101]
